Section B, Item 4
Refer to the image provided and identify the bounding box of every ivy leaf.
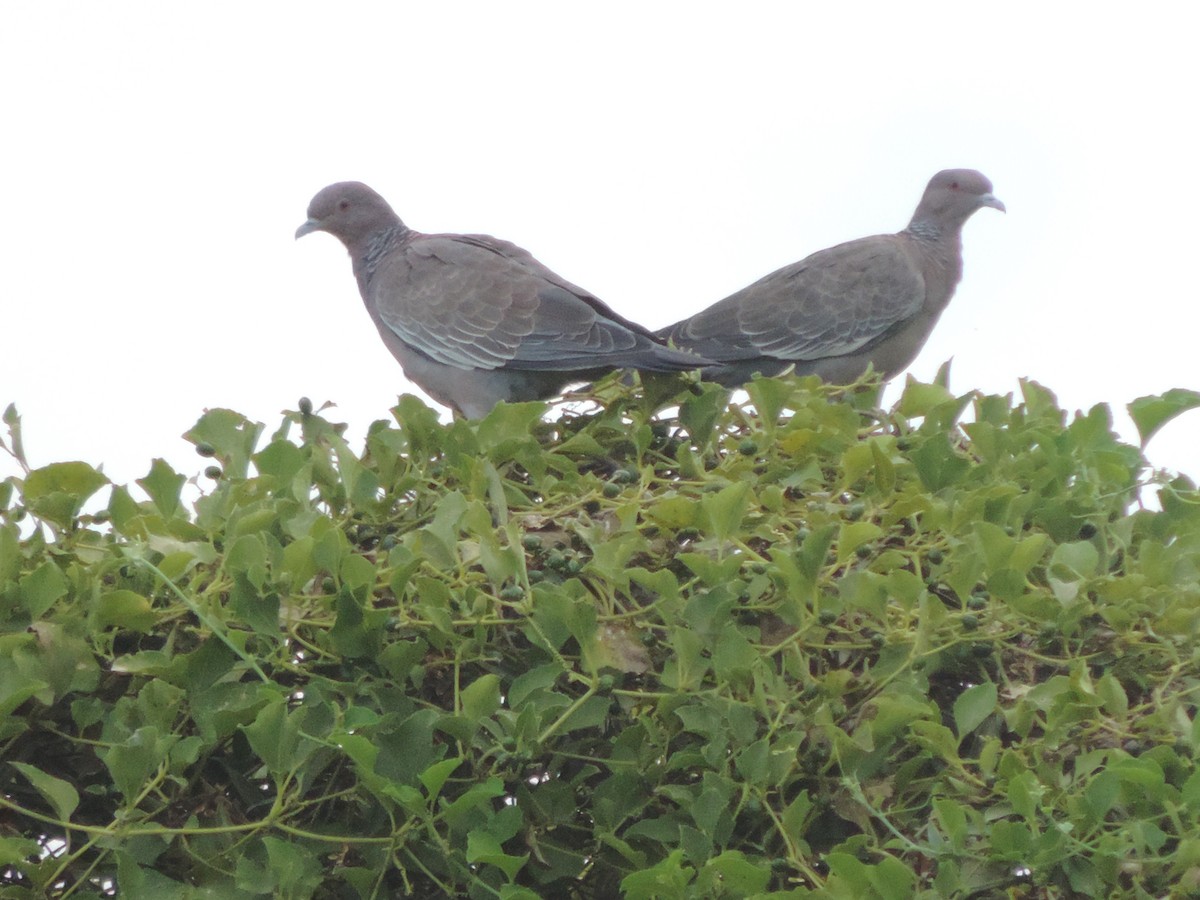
[22,461,109,528]
[953,681,998,737]
[11,762,79,821]
[1128,389,1200,447]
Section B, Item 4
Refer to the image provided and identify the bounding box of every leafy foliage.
[1,378,1199,898]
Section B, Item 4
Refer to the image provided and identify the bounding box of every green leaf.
[241,699,304,777]
[419,756,463,801]
[466,829,529,881]
[253,438,309,487]
[440,777,507,831]
[865,855,917,900]
[339,552,377,594]
[644,494,700,530]
[701,481,752,545]
[137,458,186,518]
[909,721,960,763]
[262,835,323,897]
[662,627,708,690]
[953,681,998,737]
[934,797,968,847]
[734,739,770,785]
[825,852,873,895]
[101,726,170,803]
[744,375,796,425]
[11,762,79,821]
[795,523,837,581]
[697,849,771,894]
[498,887,543,900]
[375,709,445,787]
[991,819,1034,857]
[837,521,883,565]
[22,461,109,528]
[1006,769,1043,821]
[184,408,262,478]
[1128,388,1200,446]
[509,663,563,708]
[2,403,26,467]
[712,627,758,682]
[870,438,896,494]
[1051,540,1099,577]
[18,561,68,618]
[95,589,157,632]
[114,854,190,900]
[911,434,970,490]
[621,849,695,898]
[461,673,501,722]
[679,385,727,448]
[475,400,546,449]
[898,377,955,417]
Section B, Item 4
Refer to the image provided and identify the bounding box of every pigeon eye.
[338,200,350,211]
[950,181,959,190]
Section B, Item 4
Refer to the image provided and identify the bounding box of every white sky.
[2,4,1197,489]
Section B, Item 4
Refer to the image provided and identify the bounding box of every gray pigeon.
[657,169,1005,387]
[297,182,708,418]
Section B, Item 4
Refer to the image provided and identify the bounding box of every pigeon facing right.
[658,169,1005,387]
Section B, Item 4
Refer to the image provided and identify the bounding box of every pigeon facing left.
[297,182,708,418]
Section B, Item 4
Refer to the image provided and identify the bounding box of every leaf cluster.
[1,379,1199,898]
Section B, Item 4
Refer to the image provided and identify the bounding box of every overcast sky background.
[2,4,1197,491]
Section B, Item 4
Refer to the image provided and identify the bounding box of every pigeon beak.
[295,218,323,239]
[980,194,1006,213]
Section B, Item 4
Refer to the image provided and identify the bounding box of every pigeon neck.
[905,220,947,243]
[359,223,411,279]
[904,219,964,308]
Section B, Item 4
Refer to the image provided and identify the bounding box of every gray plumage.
[297,182,708,418]
[658,169,1005,387]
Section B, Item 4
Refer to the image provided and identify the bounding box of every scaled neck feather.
[904,220,944,243]
[361,223,411,278]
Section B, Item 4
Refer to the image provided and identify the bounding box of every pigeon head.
[295,182,404,246]
[908,169,1005,235]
